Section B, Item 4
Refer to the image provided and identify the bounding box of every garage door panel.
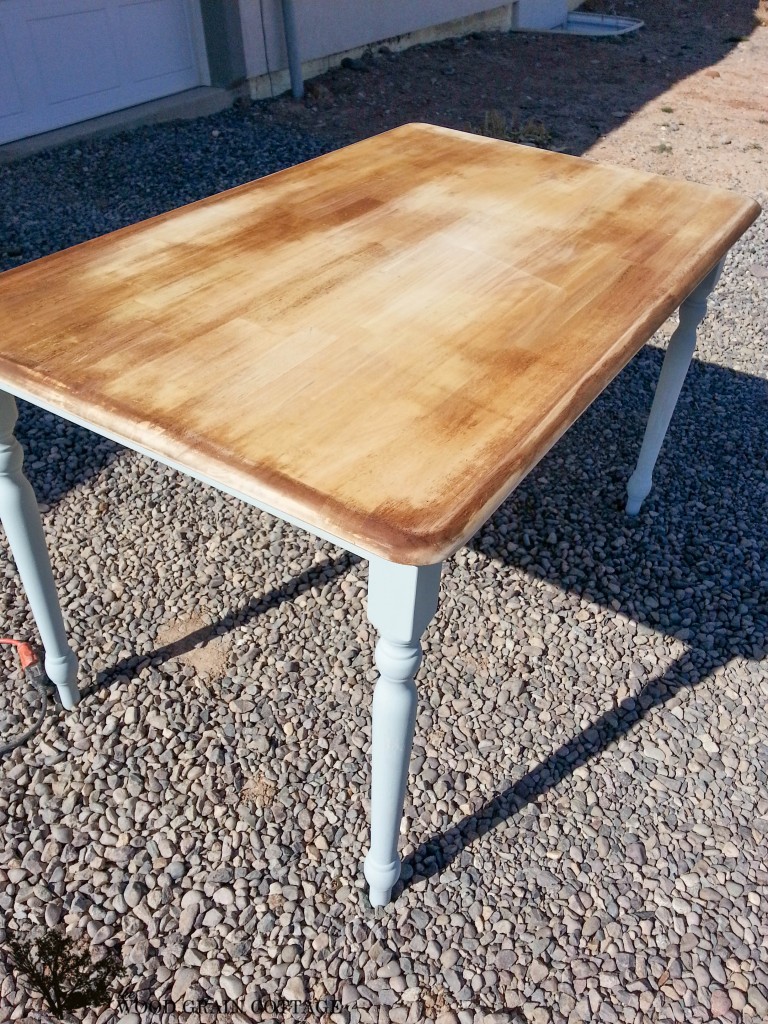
[0,23,24,118]
[29,6,120,104]
[119,0,195,82]
[0,0,205,144]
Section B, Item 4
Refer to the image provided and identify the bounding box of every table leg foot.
[625,259,724,516]
[368,884,395,909]
[363,558,442,908]
[0,393,80,709]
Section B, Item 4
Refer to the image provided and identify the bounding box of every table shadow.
[506,0,762,159]
[399,346,768,892]
[81,550,360,699]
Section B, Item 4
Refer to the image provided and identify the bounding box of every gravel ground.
[0,88,767,1024]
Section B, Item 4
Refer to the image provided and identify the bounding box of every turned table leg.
[0,393,79,709]
[364,558,442,907]
[626,259,724,515]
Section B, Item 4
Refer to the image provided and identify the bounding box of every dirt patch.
[154,612,232,681]
[240,774,277,808]
[258,0,767,196]
[587,4,768,193]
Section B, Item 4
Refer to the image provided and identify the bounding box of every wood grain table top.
[0,124,759,563]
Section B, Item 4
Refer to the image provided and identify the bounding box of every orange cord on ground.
[0,638,39,670]
[0,637,48,754]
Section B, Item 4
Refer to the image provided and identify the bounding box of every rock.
[341,983,359,1006]
[178,903,198,936]
[181,889,205,909]
[572,961,596,980]
[283,976,306,1002]
[222,974,245,999]
[45,903,63,928]
[710,990,731,1016]
[710,959,727,986]
[378,960,402,978]
[213,886,235,905]
[202,908,224,928]
[436,1013,460,1024]
[528,959,548,983]
[626,842,647,866]
[171,967,197,1003]
[747,988,768,1016]
[124,880,145,908]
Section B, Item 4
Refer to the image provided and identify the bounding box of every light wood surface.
[0,124,759,563]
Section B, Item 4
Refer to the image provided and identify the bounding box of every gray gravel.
[0,100,766,1024]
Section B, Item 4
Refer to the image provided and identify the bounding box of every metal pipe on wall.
[281,0,304,99]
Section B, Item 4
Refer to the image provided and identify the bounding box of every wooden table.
[0,124,759,905]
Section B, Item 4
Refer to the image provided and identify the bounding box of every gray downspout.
[281,0,304,99]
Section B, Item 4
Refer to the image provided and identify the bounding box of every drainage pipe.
[281,0,304,99]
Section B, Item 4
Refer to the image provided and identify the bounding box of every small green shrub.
[5,924,123,1020]
[473,110,553,149]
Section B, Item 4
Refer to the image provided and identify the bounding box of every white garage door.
[0,0,208,145]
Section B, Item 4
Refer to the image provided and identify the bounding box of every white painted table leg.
[626,259,724,515]
[0,393,79,709]
[364,558,442,907]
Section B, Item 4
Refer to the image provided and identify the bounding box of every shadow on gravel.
[400,348,768,892]
[81,550,360,699]
[504,0,762,157]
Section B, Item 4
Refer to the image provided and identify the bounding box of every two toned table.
[0,125,758,905]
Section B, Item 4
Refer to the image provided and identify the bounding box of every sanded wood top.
[0,124,759,563]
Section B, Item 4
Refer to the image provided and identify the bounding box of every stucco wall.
[238,1,575,86]
[515,0,568,29]
[239,1,524,78]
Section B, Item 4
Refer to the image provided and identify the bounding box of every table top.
[0,124,759,564]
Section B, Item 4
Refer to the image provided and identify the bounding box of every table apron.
[0,382,377,564]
